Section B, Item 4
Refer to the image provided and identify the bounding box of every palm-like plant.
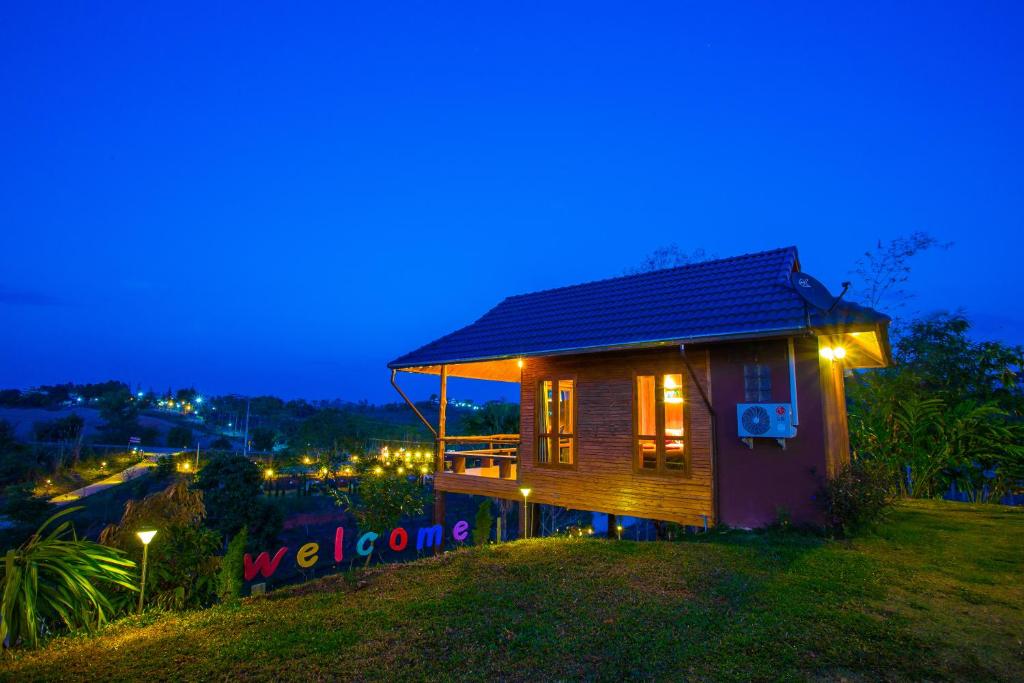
[1,506,137,649]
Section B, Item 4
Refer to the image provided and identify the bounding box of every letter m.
[416,524,443,552]
[244,547,288,581]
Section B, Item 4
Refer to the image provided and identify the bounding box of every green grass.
[3,500,1022,681]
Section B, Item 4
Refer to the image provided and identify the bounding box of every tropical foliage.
[847,314,1024,501]
[1,507,136,649]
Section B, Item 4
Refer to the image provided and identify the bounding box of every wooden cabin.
[389,247,891,530]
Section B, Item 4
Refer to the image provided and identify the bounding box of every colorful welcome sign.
[243,520,471,582]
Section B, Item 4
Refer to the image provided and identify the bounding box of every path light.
[616,524,624,541]
[136,529,157,614]
[520,488,532,539]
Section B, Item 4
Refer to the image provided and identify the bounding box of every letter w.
[416,524,443,551]
[244,547,288,581]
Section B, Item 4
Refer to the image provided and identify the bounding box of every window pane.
[664,373,684,432]
[638,438,657,469]
[539,380,553,435]
[636,375,656,435]
[744,364,771,403]
[557,436,573,464]
[664,438,685,470]
[558,379,574,435]
[538,436,552,464]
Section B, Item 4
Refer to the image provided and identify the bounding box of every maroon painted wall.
[708,336,830,528]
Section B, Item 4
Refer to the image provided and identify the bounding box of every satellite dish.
[790,271,836,311]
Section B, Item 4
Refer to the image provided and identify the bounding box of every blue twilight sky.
[1,2,1022,404]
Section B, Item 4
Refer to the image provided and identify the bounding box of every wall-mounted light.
[820,346,847,361]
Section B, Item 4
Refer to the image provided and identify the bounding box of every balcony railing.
[442,434,520,480]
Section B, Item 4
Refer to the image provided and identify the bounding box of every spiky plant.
[1,506,137,649]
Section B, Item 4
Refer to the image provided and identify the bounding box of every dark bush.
[821,459,895,537]
[218,527,247,603]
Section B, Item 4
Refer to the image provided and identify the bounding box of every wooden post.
[433,365,448,555]
[436,364,447,474]
[607,513,618,539]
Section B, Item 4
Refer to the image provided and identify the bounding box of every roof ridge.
[502,246,798,303]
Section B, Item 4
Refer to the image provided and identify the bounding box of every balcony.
[442,434,520,480]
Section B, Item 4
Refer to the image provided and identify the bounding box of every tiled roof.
[389,246,886,368]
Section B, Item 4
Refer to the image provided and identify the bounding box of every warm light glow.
[182,462,190,471]
[101,461,107,467]
[303,456,311,465]
[373,466,384,475]
[351,455,359,463]
[136,529,157,545]
[419,466,428,474]
[820,346,835,360]
[397,466,405,474]
[320,467,328,476]
[264,468,274,479]
[617,525,624,531]
[517,359,524,368]
[520,487,531,498]
[833,346,847,359]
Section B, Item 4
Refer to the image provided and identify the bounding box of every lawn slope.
[4,500,1022,682]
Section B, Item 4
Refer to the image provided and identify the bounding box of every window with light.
[635,373,687,474]
[537,379,575,466]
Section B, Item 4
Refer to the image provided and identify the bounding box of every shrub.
[1,507,137,648]
[472,500,493,545]
[99,480,220,609]
[218,527,247,603]
[821,459,895,537]
[194,454,282,551]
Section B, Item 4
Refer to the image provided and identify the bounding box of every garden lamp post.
[136,529,157,614]
[519,488,531,539]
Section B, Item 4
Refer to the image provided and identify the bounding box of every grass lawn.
[3,499,1022,681]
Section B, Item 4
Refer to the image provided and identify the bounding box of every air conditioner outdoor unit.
[737,403,797,447]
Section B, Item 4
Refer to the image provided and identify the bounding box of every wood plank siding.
[517,347,714,526]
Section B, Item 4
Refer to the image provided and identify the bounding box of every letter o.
[389,527,409,552]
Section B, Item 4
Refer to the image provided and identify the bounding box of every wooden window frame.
[632,370,690,477]
[535,376,578,469]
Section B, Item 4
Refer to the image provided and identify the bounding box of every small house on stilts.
[388,247,890,532]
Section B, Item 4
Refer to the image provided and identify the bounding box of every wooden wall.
[514,347,715,526]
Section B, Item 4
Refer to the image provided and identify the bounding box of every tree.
[457,401,520,435]
[849,231,952,312]
[251,427,276,452]
[166,425,193,449]
[0,420,37,486]
[1,507,137,648]
[193,454,282,551]
[96,388,141,444]
[625,245,715,274]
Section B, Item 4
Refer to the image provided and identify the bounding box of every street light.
[136,529,157,614]
[519,488,532,539]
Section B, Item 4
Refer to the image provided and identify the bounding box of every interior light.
[820,347,835,361]
[833,346,847,359]
[517,359,524,368]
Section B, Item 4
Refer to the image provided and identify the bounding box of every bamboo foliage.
[1,507,137,649]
